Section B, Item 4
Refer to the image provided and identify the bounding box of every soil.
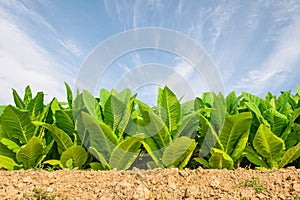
[1,167,300,200]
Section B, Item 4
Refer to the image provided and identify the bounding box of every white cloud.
[1,1,56,34]
[0,13,71,104]
[235,13,300,94]
[58,39,84,58]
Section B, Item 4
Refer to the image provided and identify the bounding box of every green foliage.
[0,84,299,171]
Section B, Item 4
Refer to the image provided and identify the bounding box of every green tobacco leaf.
[244,102,270,127]
[0,155,21,170]
[117,96,136,139]
[60,145,88,168]
[104,95,126,132]
[253,124,285,166]
[157,86,182,137]
[242,92,264,107]
[82,90,102,123]
[208,148,234,169]
[89,162,109,170]
[297,85,300,96]
[64,82,73,109]
[210,93,226,134]
[23,85,32,105]
[202,92,214,108]
[81,112,118,161]
[88,147,111,169]
[55,110,75,140]
[27,92,44,120]
[0,138,20,153]
[277,91,293,116]
[99,88,111,111]
[263,109,288,137]
[12,89,25,109]
[142,110,172,150]
[162,136,196,169]
[16,136,44,169]
[0,105,5,118]
[199,114,223,156]
[193,157,210,169]
[33,122,73,151]
[1,105,36,144]
[42,159,63,168]
[181,100,195,116]
[141,141,164,168]
[226,91,238,115]
[281,108,300,141]
[219,112,252,161]
[174,111,199,139]
[0,140,17,160]
[109,136,142,170]
[243,146,268,168]
[279,142,300,168]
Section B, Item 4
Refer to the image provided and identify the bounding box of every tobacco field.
[0,83,300,199]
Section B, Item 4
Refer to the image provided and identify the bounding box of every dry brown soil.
[0,167,300,200]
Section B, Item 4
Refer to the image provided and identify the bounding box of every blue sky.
[0,0,300,104]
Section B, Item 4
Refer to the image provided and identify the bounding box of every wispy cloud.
[58,39,84,58]
[0,6,72,104]
[235,12,300,94]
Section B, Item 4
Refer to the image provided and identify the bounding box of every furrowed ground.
[1,167,300,200]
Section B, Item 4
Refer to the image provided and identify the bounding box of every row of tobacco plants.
[0,83,300,171]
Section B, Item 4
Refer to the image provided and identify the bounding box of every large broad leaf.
[0,138,20,153]
[157,86,181,137]
[242,92,264,107]
[226,91,239,115]
[1,105,36,144]
[244,102,270,127]
[253,124,285,167]
[277,91,293,116]
[99,88,111,111]
[285,124,300,149]
[219,112,252,161]
[242,146,268,168]
[210,93,226,135]
[82,90,102,123]
[281,108,300,141]
[23,85,32,105]
[81,112,118,161]
[88,147,111,169]
[181,100,195,116]
[104,94,127,132]
[33,122,73,151]
[64,82,73,109]
[16,136,44,169]
[0,139,18,160]
[263,109,288,137]
[12,89,25,109]
[142,110,172,150]
[117,96,136,139]
[109,136,142,170]
[162,136,196,169]
[27,92,44,120]
[60,145,88,168]
[279,142,300,168]
[0,155,22,170]
[193,157,210,169]
[0,105,5,118]
[55,110,75,140]
[140,141,164,168]
[208,148,234,169]
[174,111,199,139]
[199,114,223,156]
